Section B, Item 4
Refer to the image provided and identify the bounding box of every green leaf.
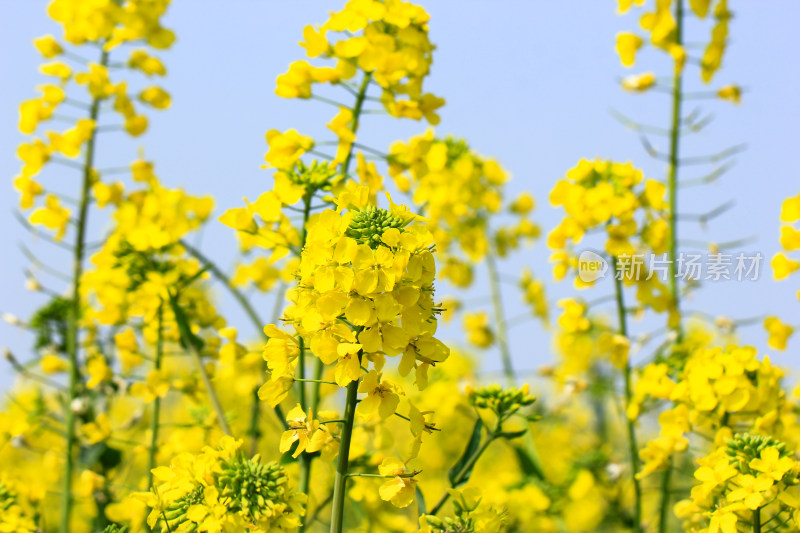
[448,418,483,487]
[497,428,528,440]
[29,296,71,353]
[79,443,122,471]
[167,291,204,351]
[512,444,545,480]
[416,485,427,516]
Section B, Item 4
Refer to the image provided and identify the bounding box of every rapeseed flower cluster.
[144,436,305,532]
[387,132,539,287]
[676,434,800,532]
[548,159,669,287]
[278,0,444,124]
[632,345,797,483]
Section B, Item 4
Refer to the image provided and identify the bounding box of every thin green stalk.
[180,240,289,444]
[309,358,325,413]
[429,434,494,516]
[295,193,313,410]
[666,12,684,336]
[341,72,372,176]
[189,343,232,436]
[294,192,315,531]
[146,303,164,532]
[252,281,290,453]
[612,260,643,533]
[659,458,673,533]
[329,373,360,533]
[753,508,761,533]
[60,48,108,533]
[659,1,684,530]
[305,72,372,533]
[147,303,165,473]
[486,250,515,386]
[297,338,308,410]
[180,240,265,334]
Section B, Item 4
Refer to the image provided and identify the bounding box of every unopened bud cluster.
[161,486,204,532]
[346,206,410,248]
[420,514,475,533]
[149,437,305,533]
[468,384,536,418]
[96,525,127,533]
[217,455,290,523]
[726,433,792,476]
[285,160,338,193]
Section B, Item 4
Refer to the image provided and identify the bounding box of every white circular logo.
[578,250,608,282]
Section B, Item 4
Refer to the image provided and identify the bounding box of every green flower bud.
[217,455,293,522]
[346,205,409,248]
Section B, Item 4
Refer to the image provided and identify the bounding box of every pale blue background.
[1,1,799,389]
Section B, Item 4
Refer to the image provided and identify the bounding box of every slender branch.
[486,249,515,386]
[678,143,746,166]
[181,240,264,332]
[51,156,84,170]
[678,160,736,188]
[20,244,72,281]
[311,94,350,109]
[146,303,164,503]
[676,199,735,224]
[189,341,232,436]
[179,239,289,443]
[295,378,337,385]
[14,211,73,251]
[429,433,494,516]
[351,142,387,158]
[612,258,643,533]
[346,471,419,479]
[4,349,65,390]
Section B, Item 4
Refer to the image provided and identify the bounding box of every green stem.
[341,72,372,176]
[146,303,164,533]
[60,48,108,533]
[753,508,761,533]
[659,1,684,531]
[295,193,313,410]
[486,249,515,386]
[180,240,266,335]
[612,260,642,533]
[189,343,232,436]
[658,458,673,533]
[294,192,316,530]
[665,0,684,339]
[297,452,312,533]
[297,340,308,409]
[309,358,325,413]
[429,435,494,516]
[180,240,289,444]
[306,72,372,533]
[329,374,360,533]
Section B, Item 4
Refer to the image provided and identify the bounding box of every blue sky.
[1,1,799,388]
